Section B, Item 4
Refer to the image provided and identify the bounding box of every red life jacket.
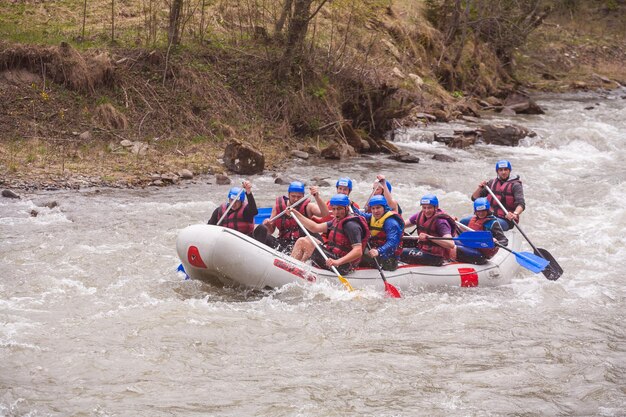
[415,209,457,257]
[326,214,370,269]
[369,210,404,258]
[487,177,522,219]
[274,196,310,240]
[468,215,499,258]
[217,203,255,236]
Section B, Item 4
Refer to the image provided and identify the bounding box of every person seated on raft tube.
[451,197,509,265]
[253,181,329,252]
[400,194,456,266]
[312,177,360,223]
[469,159,525,231]
[354,195,404,271]
[364,174,402,214]
[289,194,370,275]
[207,180,258,236]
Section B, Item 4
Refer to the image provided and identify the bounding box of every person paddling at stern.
[470,159,525,231]
[451,198,508,265]
[207,180,257,236]
[400,194,456,266]
[289,194,370,275]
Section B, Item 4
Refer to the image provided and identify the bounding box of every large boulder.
[503,91,545,115]
[479,124,534,146]
[390,152,420,163]
[223,139,265,174]
[432,153,458,162]
[320,142,357,160]
[340,122,370,153]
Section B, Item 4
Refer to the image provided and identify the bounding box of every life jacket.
[369,210,404,258]
[415,208,457,257]
[487,177,522,219]
[326,214,370,269]
[217,203,255,236]
[468,214,499,258]
[274,196,310,240]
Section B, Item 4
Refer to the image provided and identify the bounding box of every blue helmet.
[288,181,305,194]
[329,194,350,207]
[495,160,512,171]
[227,187,245,202]
[420,194,438,207]
[368,195,388,209]
[380,180,392,193]
[336,177,353,191]
[473,197,490,212]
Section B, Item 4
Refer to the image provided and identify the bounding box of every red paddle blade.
[385,282,401,298]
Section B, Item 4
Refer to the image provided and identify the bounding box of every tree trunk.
[169,0,184,46]
[275,0,293,38]
[278,0,313,77]
[277,0,329,78]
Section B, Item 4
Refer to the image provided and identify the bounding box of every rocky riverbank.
[1,2,624,194]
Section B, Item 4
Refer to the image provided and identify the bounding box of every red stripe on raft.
[458,267,478,287]
[273,259,317,283]
[187,246,207,268]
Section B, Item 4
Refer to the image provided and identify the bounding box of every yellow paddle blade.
[338,274,355,292]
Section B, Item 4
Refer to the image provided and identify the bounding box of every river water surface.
[1,89,625,416]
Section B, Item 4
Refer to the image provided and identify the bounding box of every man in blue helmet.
[254,181,328,252]
[355,195,404,271]
[452,197,508,265]
[312,177,360,223]
[289,194,370,275]
[400,194,456,266]
[208,180,257,236]
[470,159,525,231]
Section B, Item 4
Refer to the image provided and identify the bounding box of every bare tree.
[278,0,330,78]
[111,0,116,42]
[169,0,184,46]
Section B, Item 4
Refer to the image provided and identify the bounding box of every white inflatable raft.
[176,224,522,291]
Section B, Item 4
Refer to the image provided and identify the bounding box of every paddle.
[366,243,401,298]
[403,231,495,249]
[267,194,309,224]
[455,220,550,274]
[216,186,245,226]
[290,213,355,292]
[351,204,400,298]
[484,185,563,280]
[254,207,272,224]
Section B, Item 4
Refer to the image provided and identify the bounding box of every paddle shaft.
[267,195,309,223]
[216,186,245,226]
[366,243,401,298]
[290,213,354,291]
[484,185,543,256]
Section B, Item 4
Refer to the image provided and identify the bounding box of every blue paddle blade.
[177,263,190,280]
[254,207,272,224]
[514,251,550,273]
[454,231,495,248]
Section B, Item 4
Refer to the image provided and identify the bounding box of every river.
[1,89,625,416]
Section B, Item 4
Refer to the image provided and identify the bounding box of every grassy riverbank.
[1,0,624,190]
